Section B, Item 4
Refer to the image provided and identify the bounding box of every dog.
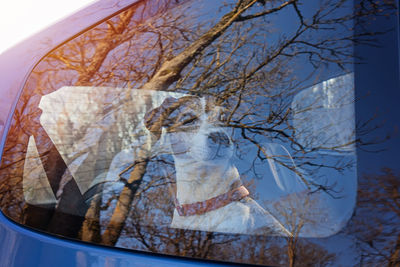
[144,95,291,236]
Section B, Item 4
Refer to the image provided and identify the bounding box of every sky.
[0,0,96,54]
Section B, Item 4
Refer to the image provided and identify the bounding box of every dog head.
[144,95,233,164]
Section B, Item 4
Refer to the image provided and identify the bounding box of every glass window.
[0,0,398,265]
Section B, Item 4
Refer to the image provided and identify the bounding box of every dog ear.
[144,97,179,139]
[144,95,201,138]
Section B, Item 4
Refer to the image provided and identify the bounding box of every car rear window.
[0,0,399,265]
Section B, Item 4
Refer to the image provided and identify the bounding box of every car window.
[0,0,398,265]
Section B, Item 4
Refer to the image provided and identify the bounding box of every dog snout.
[207,131,231,147]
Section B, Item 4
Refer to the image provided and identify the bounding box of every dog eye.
[182,116,198,125]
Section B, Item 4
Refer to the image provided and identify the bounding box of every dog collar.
[175,185,249,216]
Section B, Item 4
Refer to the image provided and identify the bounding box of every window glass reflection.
[0,0,398,265]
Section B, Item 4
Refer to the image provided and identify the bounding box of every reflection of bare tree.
[0,0,396,265]
[265,189,334,266]
[113,157,337,266]
[348,168,400,266]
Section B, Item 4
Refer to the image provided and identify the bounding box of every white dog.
[144,96,291,236]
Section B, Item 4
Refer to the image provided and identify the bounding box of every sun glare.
[0,0,96,54]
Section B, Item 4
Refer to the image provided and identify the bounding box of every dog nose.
[207,131,231,147]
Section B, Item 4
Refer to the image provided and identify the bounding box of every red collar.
[175,185,249,216]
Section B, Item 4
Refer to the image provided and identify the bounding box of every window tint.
[0,0,398,265]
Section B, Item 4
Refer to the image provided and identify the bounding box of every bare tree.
[348,168,400,266]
